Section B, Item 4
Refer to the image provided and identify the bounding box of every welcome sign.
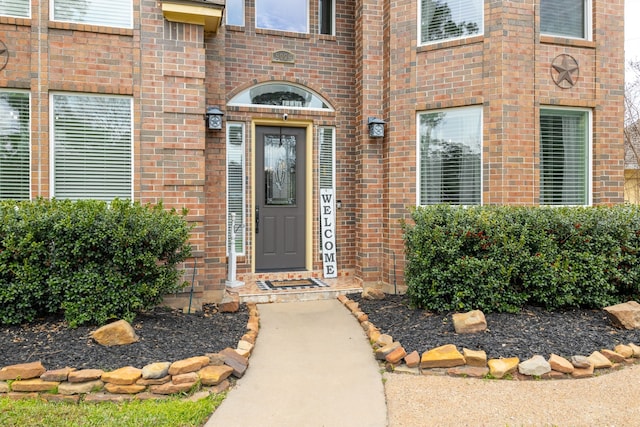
[320,189,337,278]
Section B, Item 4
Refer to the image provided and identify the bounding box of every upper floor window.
[319,0,334,35]
[540,108,591,206]
[419,0,483,45]
[0,90,30,201]
[226,0,244,26]
[52,93,133,201]
[52,0,133,29]
[256,0,308,33]
[228,82,333,111]
[0,0,30,18]
[540,0,591,40]
[418,106,482,205]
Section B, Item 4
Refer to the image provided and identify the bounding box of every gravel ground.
[384,364,640,427]
[352,294,640,360]
[0,304,249,371]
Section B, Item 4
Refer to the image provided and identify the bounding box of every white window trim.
[540,0,592,41]
[539,106,592,207]
[50,92,134,201]
[416,106,484,206]
[255,0,310,34]
[417,0,484,47]
[0,89,32,200]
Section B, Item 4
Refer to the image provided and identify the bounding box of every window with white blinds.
[540,0,589,40]
[419,0,483,45]
[318,126,335,190]
[0,91,30,200]
[418,106,482,205]
[52,94,132,201]
[52,0,132,28]
[0,0,30,18]
[227,123,245,255]
[540,108,590,206]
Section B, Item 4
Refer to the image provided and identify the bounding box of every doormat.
[256,277,329,291]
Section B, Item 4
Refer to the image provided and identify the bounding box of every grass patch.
[0,393,225,427]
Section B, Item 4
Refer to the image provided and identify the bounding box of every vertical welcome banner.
[320,189,337,278]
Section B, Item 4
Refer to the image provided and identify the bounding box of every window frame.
[418,0,484,47]
[51,0,133,29]
[255,0,309,34]
[319,0,335,36]
[228,82,334,112]
[227,122,246,256]
[540,0,592,41]
[0,0,31,18]
[539,106,592,206]
[417,105,483,206]
[50,92,134,201]
[226,0,245,26]
[0,89,31,201]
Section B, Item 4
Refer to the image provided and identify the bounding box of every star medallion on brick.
[551,54,579,88]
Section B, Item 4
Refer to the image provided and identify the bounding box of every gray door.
[255,126,306,271]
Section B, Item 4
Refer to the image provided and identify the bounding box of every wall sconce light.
[206,106,224,130]
[368,117,385,138]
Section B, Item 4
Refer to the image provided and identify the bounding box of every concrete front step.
[239,288,362,304]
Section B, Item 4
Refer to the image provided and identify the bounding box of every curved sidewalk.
[205,299,388,427]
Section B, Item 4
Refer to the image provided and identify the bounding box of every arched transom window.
[228,82,333,111]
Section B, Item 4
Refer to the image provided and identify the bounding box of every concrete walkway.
[205,299,388,427]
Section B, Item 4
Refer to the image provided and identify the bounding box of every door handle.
[255,206,260,234]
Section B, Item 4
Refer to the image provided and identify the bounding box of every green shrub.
[0,199,192,326]
[402,204,640,313]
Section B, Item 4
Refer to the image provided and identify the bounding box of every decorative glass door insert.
[264,133,296,205]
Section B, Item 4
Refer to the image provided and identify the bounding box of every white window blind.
[420,0,483,45]
[540,108,589,205]
[318,126,335,190]
[419,106,482,205]
[52,94,132,201]
[227,123,245,255]
[0,0,30,18]
[540,0,588,39]
[0,91,30,200]
[52,0,133,28]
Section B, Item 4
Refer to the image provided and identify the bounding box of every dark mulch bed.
[0,304,249,371]
[352,294,640,360]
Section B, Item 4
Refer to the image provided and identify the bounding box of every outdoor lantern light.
[368,117,385,138]
[206,106,224,130]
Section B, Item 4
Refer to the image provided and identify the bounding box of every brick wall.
[220,0,358,279]
[0,0,625,295]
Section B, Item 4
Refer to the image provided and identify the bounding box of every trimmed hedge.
[0,199,192,326]
[402,205,640,313]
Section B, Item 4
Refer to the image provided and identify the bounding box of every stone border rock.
[0,303,260,403]
[338,295,640,380]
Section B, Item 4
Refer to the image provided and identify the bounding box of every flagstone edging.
[0,303,260,403]
[338,295,640,380]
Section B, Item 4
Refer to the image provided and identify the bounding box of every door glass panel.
[264,133,296,206]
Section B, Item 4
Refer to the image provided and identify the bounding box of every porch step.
[238,287,362,304]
